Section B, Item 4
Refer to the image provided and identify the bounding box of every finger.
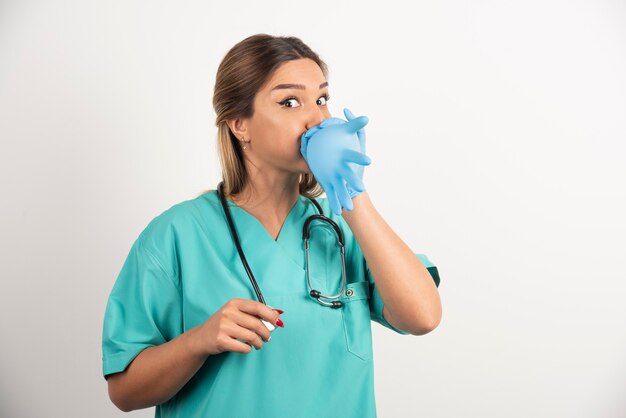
[335,179,353,212]
[303,125,321,138]
[235,310,276,340]
[223,337,256,353]
[300,134,310,159]
[325,182,342,216]
[300,129,316,159]
[356,131,366,154]
[341,149,372,166]
[301,126,322,156]
[232,325,265,350]
[339,165,365,193]
[343,114,368,133]
[237,299,282,328]
[344,109,367,153]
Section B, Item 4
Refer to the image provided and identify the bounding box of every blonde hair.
[211,33,326,199]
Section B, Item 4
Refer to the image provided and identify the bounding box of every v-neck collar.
[204,190,334,293]
[211,190,325,271]
[222,193,305,243]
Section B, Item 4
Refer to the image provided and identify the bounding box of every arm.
[342,192,442,335]
[107,326,207,412]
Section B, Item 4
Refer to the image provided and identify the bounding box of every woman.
[102,33,442,417]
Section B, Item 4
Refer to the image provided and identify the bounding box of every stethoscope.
[217,181,347,309]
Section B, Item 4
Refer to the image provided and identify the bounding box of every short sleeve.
[101,236,183,380]
[367,253,441,335]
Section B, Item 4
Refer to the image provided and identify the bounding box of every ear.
[226,118,249,140]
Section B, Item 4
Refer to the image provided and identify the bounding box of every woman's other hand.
[191,299,284,355]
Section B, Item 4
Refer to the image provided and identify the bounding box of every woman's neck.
[229,173,301,225]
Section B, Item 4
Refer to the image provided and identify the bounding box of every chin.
[298,159,311,173]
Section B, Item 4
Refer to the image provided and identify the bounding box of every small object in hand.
[261,319,276,332]
[263,305,282,332]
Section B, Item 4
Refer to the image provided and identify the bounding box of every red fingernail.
[274,309,284,314]
[275,318,284,328]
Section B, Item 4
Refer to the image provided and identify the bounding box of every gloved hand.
[300,107,371,215]
[343,108,368,198]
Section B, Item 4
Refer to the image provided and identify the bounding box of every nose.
[305,106,327,131]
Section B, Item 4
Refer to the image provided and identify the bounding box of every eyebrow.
[271,81,329,91]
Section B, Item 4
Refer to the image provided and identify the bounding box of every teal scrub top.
[102,190,440,418]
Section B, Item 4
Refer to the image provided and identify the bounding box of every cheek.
[262,131,301,160]
[251,111,310,158]
[261,116,302,143]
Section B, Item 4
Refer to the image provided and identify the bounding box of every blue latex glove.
[300,108,371,215]
[343,108,368,198]
[303,109,369,199]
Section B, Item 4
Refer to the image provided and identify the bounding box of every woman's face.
[232,58,332,175]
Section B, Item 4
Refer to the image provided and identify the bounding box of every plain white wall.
[1,0,625,417]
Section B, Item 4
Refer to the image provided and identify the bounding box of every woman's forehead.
[264,59,327,93]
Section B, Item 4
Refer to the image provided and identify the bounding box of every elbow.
[114,401,132,413]
[385,304,442,336]
[410,316,441,336]
[406,321,438,336]
[410,294,443,335]
[110,391,132,413]
[115,403,132,413]
[407,309,442,336]
[107,373,133,412]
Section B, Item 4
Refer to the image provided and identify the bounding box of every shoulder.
[124,191,218,280]
[136,191,216,253]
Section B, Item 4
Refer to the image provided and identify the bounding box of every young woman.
[102,33,441,417]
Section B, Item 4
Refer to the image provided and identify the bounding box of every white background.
[1,1,625,417]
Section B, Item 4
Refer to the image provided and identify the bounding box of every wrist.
[347,186,366,199]
[183,325,209,360]
[343,191,373,217]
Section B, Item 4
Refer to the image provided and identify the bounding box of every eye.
[278,94,331,108]
[279,97,299,108]
[317,94,330,106]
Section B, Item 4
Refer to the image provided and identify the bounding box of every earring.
[241,137,249,150]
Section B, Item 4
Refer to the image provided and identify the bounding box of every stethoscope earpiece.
[310,290,344,308]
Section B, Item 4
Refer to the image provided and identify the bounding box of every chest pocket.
[340,280,373,361]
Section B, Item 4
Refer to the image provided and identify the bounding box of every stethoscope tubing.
[216,181,347,308]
